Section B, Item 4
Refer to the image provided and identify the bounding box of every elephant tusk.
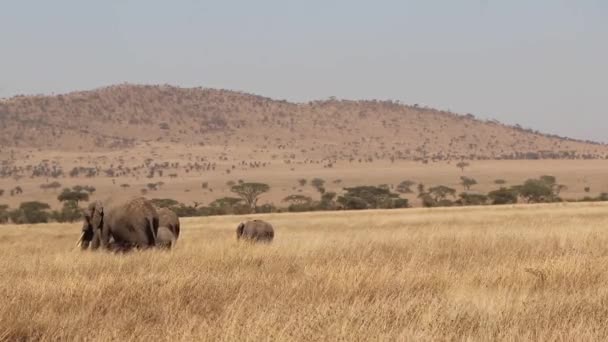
[75,232,85,248]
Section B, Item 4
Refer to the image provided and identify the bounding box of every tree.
[311,178,326,194]
[428,186,456,202]
[40,181,62,192]
[208,197,247,215]
[209,197,243,208]
[231,182,270,211]
[57,188,89,204]
[318,191,338,210]
[494,179,507,185]
[417,183,425,195]
[456,161,470,172]
[10,201,51,224]
[52,200,82,223]
[283,194,314,212]
[460,176,478,191]
[283,194,313,205]
[519,179,557,203]
[396,180,415,194]
[488,188,518,205]
[298,179,307,187]
[458,193,488,206]
[337,186,408,210]
[0,205,9,224]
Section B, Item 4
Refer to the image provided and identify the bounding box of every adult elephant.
[156,207,180,249]
[236,219,274,243]
[77,196,159,251]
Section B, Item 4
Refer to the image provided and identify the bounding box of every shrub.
[10,201,51,224]
[488,188,518,205]
[338,186,408,210]
[52,200,82,223]
[457,193,488,206]
[150,198,180,208]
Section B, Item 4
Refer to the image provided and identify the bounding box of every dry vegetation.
[2,84,608,211]
[2,202,608,341]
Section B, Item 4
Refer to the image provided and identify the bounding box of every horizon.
[1,1,606,142]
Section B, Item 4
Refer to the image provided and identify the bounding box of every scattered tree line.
[1,176,607,225]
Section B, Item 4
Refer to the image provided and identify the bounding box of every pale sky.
[1,1,606,142]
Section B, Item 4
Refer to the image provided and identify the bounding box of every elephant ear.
[236,223,245,239]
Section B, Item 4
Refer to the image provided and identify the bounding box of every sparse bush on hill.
[40,181,62,192]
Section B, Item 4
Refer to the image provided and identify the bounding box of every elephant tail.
[146,216,158,247]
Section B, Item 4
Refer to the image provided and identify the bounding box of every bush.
[150,198,180,208]
[457,193,488,206]
[10,201,51,224]
[0,205,9,223]
[52,200,82,223]
[488,188,518,205]
[338,186,408,210]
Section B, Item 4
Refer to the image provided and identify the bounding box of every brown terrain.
[1,84,607,209]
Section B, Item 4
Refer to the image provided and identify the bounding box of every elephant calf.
[156,207,180,249]
[236,220,274,243]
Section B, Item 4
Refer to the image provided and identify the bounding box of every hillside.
[1,84,606,161]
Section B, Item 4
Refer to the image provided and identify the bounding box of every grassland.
[1,202,608,341]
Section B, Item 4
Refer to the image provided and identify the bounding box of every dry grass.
[1,202,608,341]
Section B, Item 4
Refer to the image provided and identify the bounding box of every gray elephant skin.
[156,207,180,249]
[77,196,159,251]
[236,219,274,242]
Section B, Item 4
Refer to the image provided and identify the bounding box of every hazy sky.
[1,1,606,141]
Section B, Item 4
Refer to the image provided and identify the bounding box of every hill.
[1,84,606,161]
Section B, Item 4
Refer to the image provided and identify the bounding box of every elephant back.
[239,219,274,242]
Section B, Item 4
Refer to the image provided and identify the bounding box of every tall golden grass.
[1,202,608,341]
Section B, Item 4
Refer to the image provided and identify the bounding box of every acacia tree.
[57,188,89,205]
[396,180,416,194]
[456,161,470,172]
[311,178,326,194]
[231,182,270,211]
[460,176,478,191]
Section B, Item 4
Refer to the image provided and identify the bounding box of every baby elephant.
[236,219,274,243]
[156,207,180,249]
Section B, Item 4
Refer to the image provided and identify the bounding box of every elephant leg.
[90,231,101,250]
[100,224,111,250]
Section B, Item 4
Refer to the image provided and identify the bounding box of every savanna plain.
[2,202,608,341]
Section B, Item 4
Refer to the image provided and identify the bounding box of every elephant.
[155,207,180,249]
[156,226,176,249]
[236,219,274,243]
[76,196,159,251]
